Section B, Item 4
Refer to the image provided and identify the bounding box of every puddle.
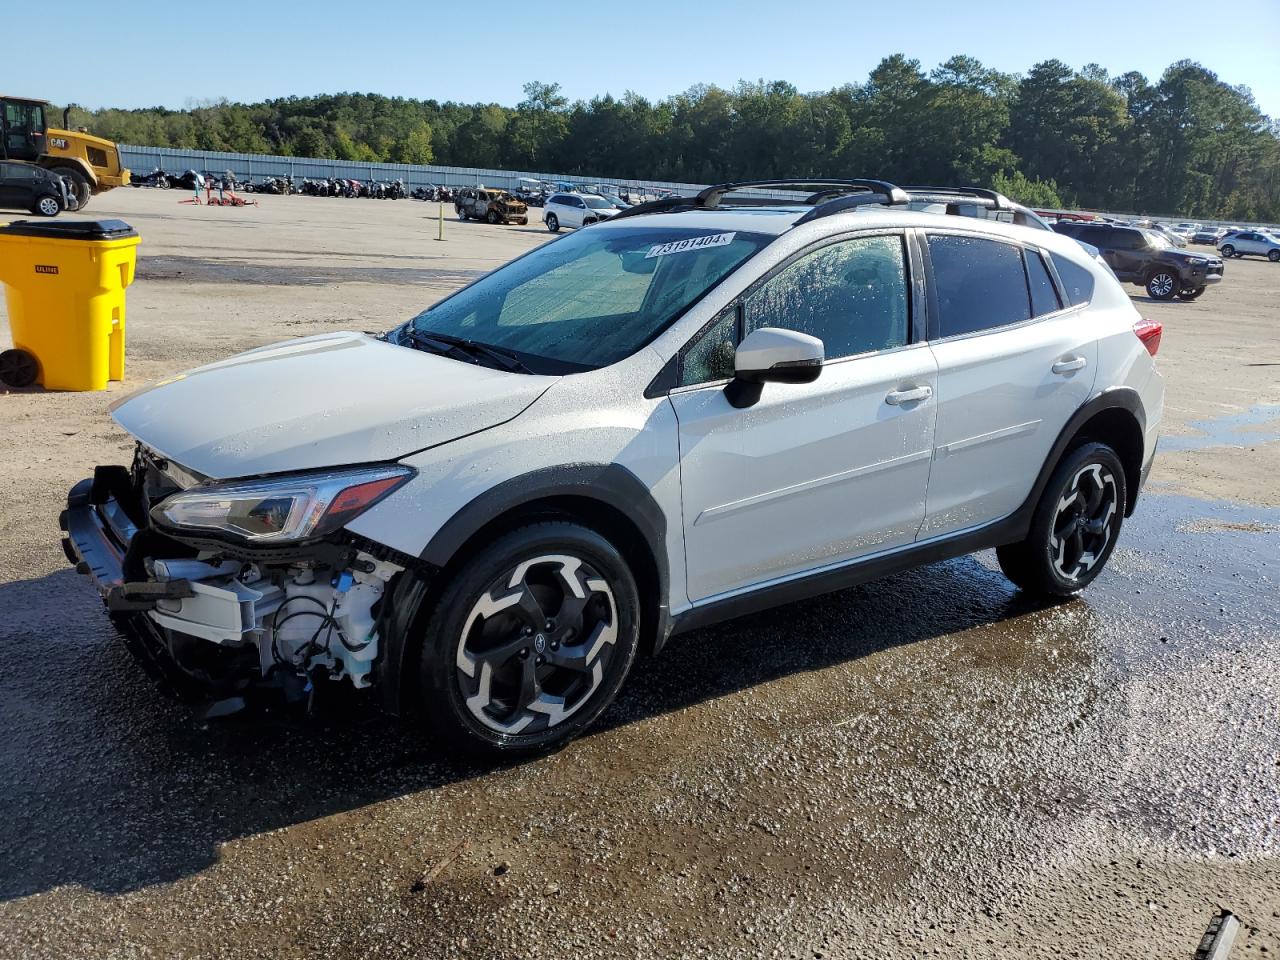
[1161,403,1280,451]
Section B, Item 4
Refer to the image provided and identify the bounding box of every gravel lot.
[1,189,1277,959]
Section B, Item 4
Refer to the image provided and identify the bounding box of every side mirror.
[724,327,824,409]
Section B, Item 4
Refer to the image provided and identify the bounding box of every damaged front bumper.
[61,464,408,707]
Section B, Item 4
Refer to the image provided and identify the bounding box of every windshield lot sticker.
[646,232,736,258]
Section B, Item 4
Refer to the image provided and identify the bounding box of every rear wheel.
[457,206,468,220]
[996,442,1127,597]
[1145,270,1177,300]
[0,348,39,388]
[418,522,640,756]
[1220,244,1235,258]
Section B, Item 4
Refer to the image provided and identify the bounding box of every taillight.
[1134,319,1163,357]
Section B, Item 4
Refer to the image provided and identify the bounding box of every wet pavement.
[1,490,1276,959]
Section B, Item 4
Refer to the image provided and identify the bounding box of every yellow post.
[436,200,445,241]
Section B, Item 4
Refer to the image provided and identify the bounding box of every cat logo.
[49,137,69,149]
[34,265,59,275]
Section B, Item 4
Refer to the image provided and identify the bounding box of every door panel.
[672,346,938,602]
[922,314,1097,537]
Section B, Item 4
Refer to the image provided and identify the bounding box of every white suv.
[62,179,1164,756]
[542,192,620,231]
[1218,230,1280,261]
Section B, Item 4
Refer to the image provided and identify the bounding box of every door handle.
[885,385,933,405]
[1052,356,1088,375]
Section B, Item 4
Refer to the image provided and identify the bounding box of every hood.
[110,332,555,480]
[46,127,117,151]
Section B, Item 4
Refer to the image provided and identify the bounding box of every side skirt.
[668,511,1029,636]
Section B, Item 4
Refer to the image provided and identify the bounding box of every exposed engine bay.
[62,445,408,709]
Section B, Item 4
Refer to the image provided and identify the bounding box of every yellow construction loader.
[1,96,130,210]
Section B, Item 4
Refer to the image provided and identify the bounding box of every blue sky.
[9,0,1279,117]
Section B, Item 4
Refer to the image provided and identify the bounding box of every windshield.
[405,225,771,373]
[583,196,614,209]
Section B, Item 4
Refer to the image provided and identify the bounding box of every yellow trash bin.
[0,219,140,391]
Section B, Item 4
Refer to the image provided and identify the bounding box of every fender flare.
[378,463,671,714]
[1023,387,1147,522]
[40,157,98,188]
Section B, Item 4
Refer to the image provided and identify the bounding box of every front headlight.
[151,464,414,544]
[1188,257,1208,266]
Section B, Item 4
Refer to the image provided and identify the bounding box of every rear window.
[1050,253,1095,306]
[927,235,1031,337]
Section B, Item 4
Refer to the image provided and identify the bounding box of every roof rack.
[608,178,1052,231]
[609,178,909,222]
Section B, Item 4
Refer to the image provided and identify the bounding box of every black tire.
[1220,244,1235,258]
[0,348,39,388]
[50,166,91,210]
[996,442,1127,598]
[32,194,61,217]
[545,213,559,232]
[1145,269,1178,300]
[1179,286,1206,300]
[1268,250,1280,262]
[418,522,641,757]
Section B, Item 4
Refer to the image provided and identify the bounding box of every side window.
[1108,229,1141,250]
[679,308,737,385]
[1077,225,1109,245]
[1050,253,1095,306]
[926,234,1031,337]
[742,235,909,360]
[1025,249,1063,317]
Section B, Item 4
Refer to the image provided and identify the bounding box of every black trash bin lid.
[0,219,137,240]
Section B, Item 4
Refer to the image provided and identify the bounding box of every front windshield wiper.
[401,328,533,374]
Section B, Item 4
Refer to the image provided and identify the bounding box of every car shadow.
[0,554,1054,901]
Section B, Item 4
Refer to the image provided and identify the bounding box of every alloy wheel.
[455,554,619,735]
[37,196,60,216]
[1050,463,1118,581]
[1148,273,1175,298]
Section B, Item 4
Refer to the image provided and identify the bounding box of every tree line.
[70,55,1280,220]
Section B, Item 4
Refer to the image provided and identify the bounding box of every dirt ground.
[0,188,1277,959]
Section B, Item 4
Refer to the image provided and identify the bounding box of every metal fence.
[118,144,707,197]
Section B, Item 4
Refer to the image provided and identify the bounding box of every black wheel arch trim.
[377,463,671,714]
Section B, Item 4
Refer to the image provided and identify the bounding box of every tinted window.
[742,235,910,361]
[1076,224,1111,245]
[1108,229,1143,250]
[927,235,1031,337]
[1025,250,1062,316]
[1050,253,1095,306]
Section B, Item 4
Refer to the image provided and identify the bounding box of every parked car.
[62,178,1164,756]
[1191,228,1225,245]
[1150,223,1188,247]
[1218,230,1280,261]
[0,160,69,216]
[542,192,621,231]
[455,188,529,225]
[1052,221,1223,300]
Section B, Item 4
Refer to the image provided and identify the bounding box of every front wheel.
[50,166,91,210]
[996,442,1127,597]
[33,195,61,217]
[1220,244,1235,258]
[457,206,468,220]
[545,213,559,232]
[418,522,640,757]
[1268,250,1280,262]
[1145,270,1178,300]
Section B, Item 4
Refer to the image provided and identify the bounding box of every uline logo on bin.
[34,265,59,275]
